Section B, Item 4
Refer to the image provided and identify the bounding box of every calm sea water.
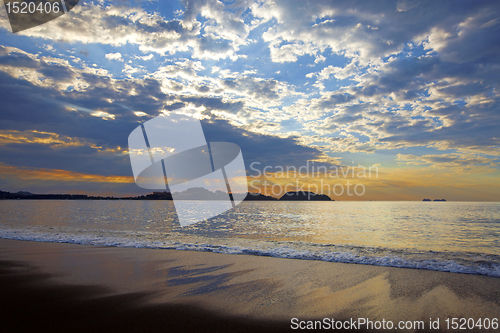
[0,200,499,277]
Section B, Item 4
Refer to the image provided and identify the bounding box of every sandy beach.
[0,238,499,332]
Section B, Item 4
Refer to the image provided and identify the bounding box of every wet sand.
[0,239,499,332]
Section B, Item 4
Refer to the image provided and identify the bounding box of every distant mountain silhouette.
[173,187,229,200]
[423,199,431,201]
[279,191,332,201]
[16,191,33,196]
[433,199,446,201]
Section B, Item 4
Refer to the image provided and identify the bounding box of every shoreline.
[1,239,500,332]
[1,232,499,278]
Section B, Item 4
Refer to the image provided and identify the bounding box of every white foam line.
[1,228,499,278]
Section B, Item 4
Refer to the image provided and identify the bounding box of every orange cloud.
[0,130,84,147]
[0,163,134,184]
[0,130,126,154]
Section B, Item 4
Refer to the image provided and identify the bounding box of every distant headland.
[279,191,333,201]
[423,198,447,202]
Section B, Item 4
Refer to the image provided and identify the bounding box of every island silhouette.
[279,191,333,201]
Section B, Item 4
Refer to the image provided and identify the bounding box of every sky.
[0,0,499,201]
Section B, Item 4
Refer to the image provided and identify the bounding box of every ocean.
[0,200,499,277]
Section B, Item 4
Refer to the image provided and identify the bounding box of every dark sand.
[0,239,499,332]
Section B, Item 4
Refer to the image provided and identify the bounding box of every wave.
[1,226,500,278]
